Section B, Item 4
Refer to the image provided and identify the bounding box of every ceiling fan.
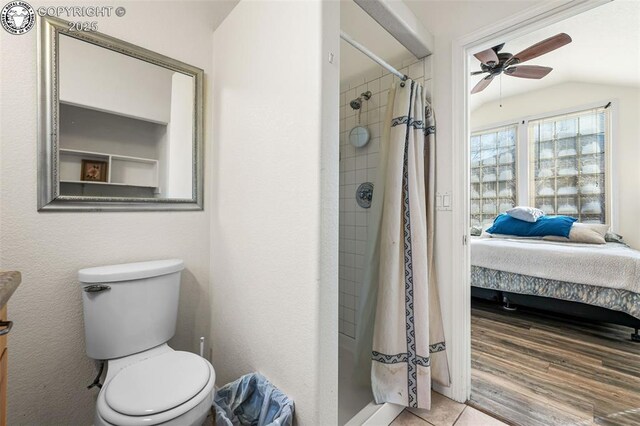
[470,33,572,94]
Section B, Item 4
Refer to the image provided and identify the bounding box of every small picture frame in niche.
[81,160,108,182]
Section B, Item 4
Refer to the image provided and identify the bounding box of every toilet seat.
[97,347,216,426]
[106,351,210,416]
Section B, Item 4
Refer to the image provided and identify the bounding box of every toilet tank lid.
[78,259,184,283]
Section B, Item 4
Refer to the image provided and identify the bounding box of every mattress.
[470,238,640,294]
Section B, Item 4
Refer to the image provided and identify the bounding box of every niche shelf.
[59,149,159,190]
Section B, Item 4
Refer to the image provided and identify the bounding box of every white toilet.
[78,259,215,426]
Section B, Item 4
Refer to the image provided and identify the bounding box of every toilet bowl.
[79,259,215,426]
[94,344,215,426]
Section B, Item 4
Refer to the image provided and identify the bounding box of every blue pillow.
[487,214,576,238]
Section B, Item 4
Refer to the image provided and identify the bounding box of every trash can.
[214,373,294,426]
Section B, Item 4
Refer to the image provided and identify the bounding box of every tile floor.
[209,391,507,426]
[390,392,507,426]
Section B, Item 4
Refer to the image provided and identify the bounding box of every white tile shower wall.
[339,57,431,338]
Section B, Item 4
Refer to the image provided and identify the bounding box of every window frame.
[469,123,519,227]
[470,100,615,228]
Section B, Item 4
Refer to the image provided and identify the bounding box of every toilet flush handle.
[0,320,13,336]
[83,284,111,293]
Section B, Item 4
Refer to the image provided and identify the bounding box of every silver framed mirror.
[37,17,204,211]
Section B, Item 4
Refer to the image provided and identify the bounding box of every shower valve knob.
[356,182,374,209]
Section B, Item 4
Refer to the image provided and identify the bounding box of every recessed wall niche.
[59,104,166,198]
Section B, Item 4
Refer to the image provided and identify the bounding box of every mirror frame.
[37,16,204,211]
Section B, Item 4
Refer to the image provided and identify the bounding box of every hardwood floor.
[470,300,640,426]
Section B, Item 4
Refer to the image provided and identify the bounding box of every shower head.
[349,90,372,110]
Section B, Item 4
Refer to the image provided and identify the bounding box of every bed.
[470,237,640,340]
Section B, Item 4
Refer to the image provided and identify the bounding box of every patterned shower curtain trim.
[369,80,451,410]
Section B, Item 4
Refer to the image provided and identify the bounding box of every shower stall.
[338,2,436,423]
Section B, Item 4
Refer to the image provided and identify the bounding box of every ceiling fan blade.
[504,65,553,79]
[470,70,486,76]
[471,75,494,94]
[474,48,499,65]
[507,33,572,66]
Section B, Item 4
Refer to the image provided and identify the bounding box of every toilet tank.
[78,259,184,360]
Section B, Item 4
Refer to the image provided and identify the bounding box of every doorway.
[453,0,640,423]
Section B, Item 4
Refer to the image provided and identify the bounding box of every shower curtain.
[354,80,450,409]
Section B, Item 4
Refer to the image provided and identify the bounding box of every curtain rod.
[340,30,408,82]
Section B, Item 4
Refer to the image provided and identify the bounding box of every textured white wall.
[472,82,640,249]
[210,0,339,424]
[0,1,237,424]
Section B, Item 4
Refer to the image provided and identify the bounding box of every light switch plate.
[436,191,452,211]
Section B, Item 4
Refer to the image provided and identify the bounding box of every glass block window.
[470,125,517,227]
[529,107,608,223]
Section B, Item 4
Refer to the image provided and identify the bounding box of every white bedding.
[471,237,640,293]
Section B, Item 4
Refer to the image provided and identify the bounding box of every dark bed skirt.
[471,266,640,329]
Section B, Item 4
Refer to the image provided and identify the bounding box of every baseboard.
[432,383,458,402]
[345,402,404,426]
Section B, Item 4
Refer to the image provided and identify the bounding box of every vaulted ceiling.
[340,1,640,111]
[469,1,640,110]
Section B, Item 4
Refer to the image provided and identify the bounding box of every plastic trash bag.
[214,373,294,426]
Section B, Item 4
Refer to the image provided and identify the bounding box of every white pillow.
[506,206,545,223]
[582,223,609,238]
[543,223,610,244]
